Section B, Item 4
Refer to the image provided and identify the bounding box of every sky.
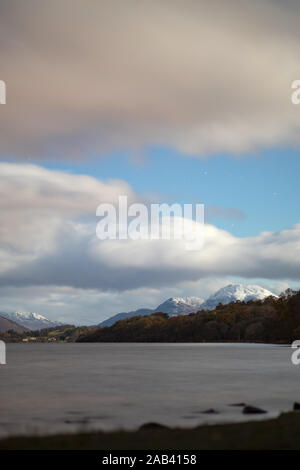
[0,0,300,324]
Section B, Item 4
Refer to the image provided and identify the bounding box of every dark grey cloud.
[0,0,300,159]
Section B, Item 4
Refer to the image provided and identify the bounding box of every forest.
[77,289,300,344]
[2,289,300,344]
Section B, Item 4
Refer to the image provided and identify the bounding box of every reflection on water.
[0,342,296,437]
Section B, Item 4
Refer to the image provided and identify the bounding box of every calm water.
[0,342,299,437]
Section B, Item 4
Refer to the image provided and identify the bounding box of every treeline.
[77,289,300,344]
[0,325,91,343]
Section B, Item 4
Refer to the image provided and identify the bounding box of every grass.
[1,412,300,450]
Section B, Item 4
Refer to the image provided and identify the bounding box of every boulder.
[243,405,267,414]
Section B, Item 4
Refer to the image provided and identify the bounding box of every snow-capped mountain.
[0,311,61,331]
[99,297,204,327]
[155,297,204,315]
[99,284,278,327]
[201,283,277,310]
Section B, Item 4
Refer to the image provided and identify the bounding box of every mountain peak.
[15,311,49,321]
[0,311,61,330]
[202,283,277,310]
[99,296,204,326]
[155,296,204,315]
[99,283,277,327]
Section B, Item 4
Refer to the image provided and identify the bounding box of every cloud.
[0,280,230,325]
[0,162,136,255]
[0,163,300,293]
[0,162,299,322]
[0,0,300,159]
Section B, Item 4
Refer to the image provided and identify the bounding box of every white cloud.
[0,163,299,323]
[1,163,300,285]
[0,279,267,325]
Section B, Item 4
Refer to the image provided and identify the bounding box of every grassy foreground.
[2,412,300,450]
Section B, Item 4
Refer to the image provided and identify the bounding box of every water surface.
[0,343,298,437]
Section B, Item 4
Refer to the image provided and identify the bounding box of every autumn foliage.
[77,289,300,344]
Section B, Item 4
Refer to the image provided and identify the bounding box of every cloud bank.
[1,0,300,159]
[1,163,299,292]
[0,162,298,322]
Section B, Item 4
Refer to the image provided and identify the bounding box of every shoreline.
[1,411,300,450]
[3,340,291,344]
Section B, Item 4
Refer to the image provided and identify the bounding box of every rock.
[293,402,300,410]
[243,405,267,414]
[139,422,168,430]
[229,403,246,407]
[64,419,89,424]
[201,408,219,414]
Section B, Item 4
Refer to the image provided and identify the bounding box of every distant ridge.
[0,311,61,331]
[99,283,277,327]
[99,308,154,327]
[99,297,204,327]
[155,297,204,315]
[78,289,300,344]
[0,315,28,333]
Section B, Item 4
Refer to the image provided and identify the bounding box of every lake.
[0,342,298,438]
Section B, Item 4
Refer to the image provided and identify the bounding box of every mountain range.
[99,283,277,327]
[99,296,205,327]
[0,284,278,332]
[0,311,61,331]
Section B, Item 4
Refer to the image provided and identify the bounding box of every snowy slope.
[99,284,278,327]
[202,283,277,310]
[99,297,204,326]
[0,311,61,331]
[155,297,204,315]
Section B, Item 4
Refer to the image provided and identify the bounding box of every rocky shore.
[2,411,300,450]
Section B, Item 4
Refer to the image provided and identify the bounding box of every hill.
[78,289,300,344]
[0,315,28,334]
[99,297,204,326]
[99,283,275,327]
[0,311,61,330]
